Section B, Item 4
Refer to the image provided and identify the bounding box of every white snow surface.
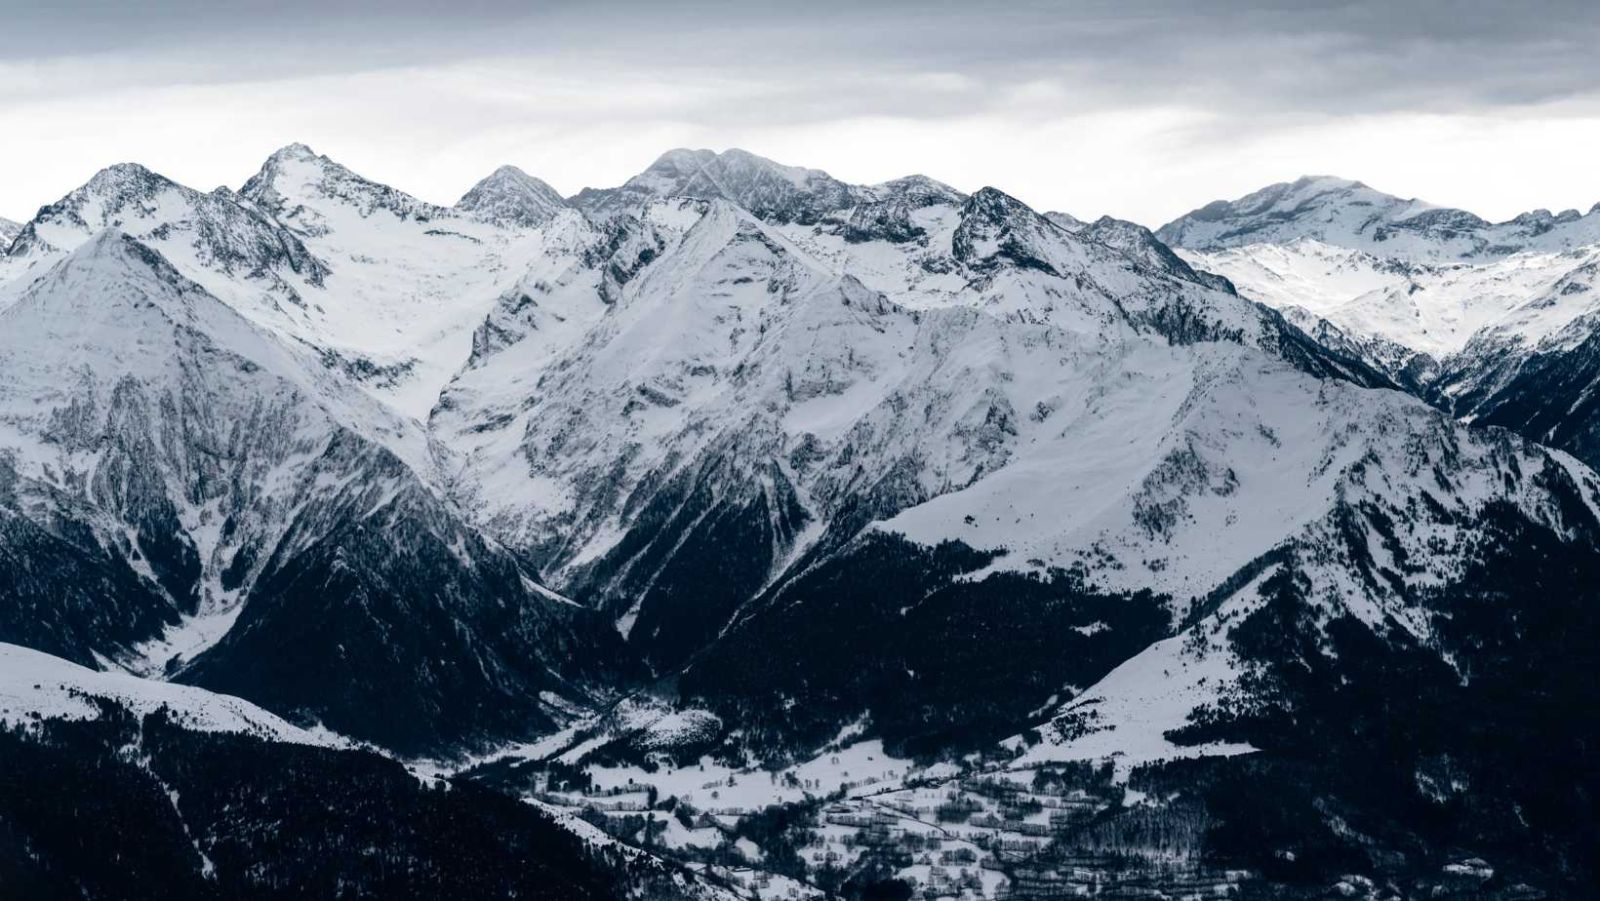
[1,145,594,422]
[0,642,342,746]
[1187,239,1600,359]
[1159,175,1600,261]
[5,147,1600,790]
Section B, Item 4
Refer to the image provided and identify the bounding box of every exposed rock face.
[455,164,569,228]
[5,148,1600,898]
[570,147,861,224]
[3,161,326,298]
[1174,181,1600,472]
[0,230,636,754]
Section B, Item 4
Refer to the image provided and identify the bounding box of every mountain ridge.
[5,145,1600,898]
[1159,174,1600,259]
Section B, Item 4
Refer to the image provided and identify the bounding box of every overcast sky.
[3,0,1600,226]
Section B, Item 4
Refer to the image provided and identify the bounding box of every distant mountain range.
[1166,176,1600,472]
[3,146,1599,899]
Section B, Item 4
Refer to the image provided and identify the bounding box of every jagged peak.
[41,162,182,212]
[16,228,311,378]
[243,142,447,223]
[638,146,838,188]
[263,142,320,164]
[2,164,185,257]
[1080,214,1170,255]
[1079,215,1235,292]
[868,174,966,206]
[571,146,854,223]
[455,164,568,228]
[12,228,206,320]
[246,142,352,188]
[961,186,1046,222]
[951,187,1086,278]
[86,161,166,184]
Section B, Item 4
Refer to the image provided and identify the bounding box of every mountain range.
[3,146,1599,899]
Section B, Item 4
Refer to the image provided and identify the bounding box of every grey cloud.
[4,1,1599,120]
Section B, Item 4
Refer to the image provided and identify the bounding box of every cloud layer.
[3,1,1599,225]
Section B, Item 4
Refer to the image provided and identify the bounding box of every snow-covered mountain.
[1158,175,1600,261]
[1,144,599,421]
[435,173,1386,676]
[1168,180,1600,477]
[6,146,1600,897]
[0,228,635,753]
[456,164,570,227]
[232,143,600,418]
[1,160,326,304]
[459,151,1600,897]
[570,147,862,224]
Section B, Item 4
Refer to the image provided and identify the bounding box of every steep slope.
[1074,215,1235,292]
[767,185,1382,385]
[1158,175,1600,260]
[1172,182,1600,470]
[0,161,325,307]
[456,164,570,227]
[441,160,1600,897]
[685,333,1600,754]
[1432,276,1600,467]
[0,231,636,754]
[232,143,595,417]
[1004,432,1600,895]
[0,214,20,250]
[0,146,595,421]
[434,182,1384,684]
[0,228,383,667]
